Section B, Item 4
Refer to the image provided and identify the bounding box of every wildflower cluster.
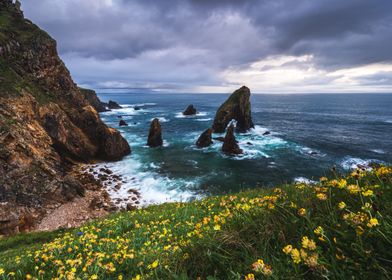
[0,166,391,279]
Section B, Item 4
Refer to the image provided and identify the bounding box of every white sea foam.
[175,111,209,118]
[90,158,201,208]
[195,118,212,122]
[340,157,385,170]
[294,177,317,184]
[150,117,169,123]
[371,149,385,154]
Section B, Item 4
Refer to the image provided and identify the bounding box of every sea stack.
[196,128,213,148]
[212,86,254,133]
[222,124,243,155]
[147,118,163,147]
[183,104,197,115]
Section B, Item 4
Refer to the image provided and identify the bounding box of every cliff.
[0,0,130,234]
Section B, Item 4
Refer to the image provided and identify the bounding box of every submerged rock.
[147,118,163,147]
[183,104,197,115]
[212,86,254,133]
[196,128,213,148]
[119,120,128,126]
[222,124,243,155]
[108,100,122,109]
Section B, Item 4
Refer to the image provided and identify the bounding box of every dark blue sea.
[96,93,392,205]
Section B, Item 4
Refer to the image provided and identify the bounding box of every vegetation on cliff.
[0,166,391,279]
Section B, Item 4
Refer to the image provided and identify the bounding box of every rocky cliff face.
[212,86,254,133]
[0,0,130,234]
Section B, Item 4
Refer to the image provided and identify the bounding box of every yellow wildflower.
[0,268,4,276]
[213,224,221,231]
[132,275,141,280]
[367,218,379,228]
[338,179,347,188]
[291,248,301,264]
[298,208,306,216]
[26,274,32,280]
[314,226,324,235]
[90,275,98,280]
[301,236,317,250]
[362,190,373,197]
[304,253,319,268]
[151,260,159,269]
[316,193,327,201]
[338,201,346,210]
[347,184,360,194]
[282,245,293,254]
[245,273,255,280]
[320,177,328,182]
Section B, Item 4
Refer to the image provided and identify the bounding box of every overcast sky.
[21,0,392,93]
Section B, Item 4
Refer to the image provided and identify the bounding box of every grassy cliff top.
[1,166,391,279]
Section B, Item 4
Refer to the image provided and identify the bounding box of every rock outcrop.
[147,118,163,147]
[0,0,130,234]
[79,87,108,112]
[222,124,243,155]
[212,86,254,133]
[196,128,213,148]
[108,100,122,109]
[183,104,197,115]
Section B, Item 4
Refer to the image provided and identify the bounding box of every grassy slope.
[0,166,391,280]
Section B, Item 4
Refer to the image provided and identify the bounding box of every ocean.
[96,92,392,206]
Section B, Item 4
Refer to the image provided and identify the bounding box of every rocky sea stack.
[222,124,243,155]
[0,0,130,233]
[183,104,197,115]
[196,128,213,148]
[147,118,163,147]
[212,86,254,133]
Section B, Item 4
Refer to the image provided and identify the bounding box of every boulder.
[147,118,163,147]
[212,86,254,133]
[183,104,197,115]
[108,100,122,109]
[222,124,243,155]
[119,120,128,126]
[196,128,213,148]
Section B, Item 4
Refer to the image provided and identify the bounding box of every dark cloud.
[20,0,392,92]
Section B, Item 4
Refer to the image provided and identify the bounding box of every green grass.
[0,166,391,280]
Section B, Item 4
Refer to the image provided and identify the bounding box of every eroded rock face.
[0,1,131,234]
[147,118,163,147]
[222,124,243,155]
[0,202,20,235]
[196,128,213,148]
[183,104,197,115]
[212,86,254,133]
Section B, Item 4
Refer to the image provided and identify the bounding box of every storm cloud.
[21,0,392,93]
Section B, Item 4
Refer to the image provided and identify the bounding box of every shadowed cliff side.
[0,0,130,234]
